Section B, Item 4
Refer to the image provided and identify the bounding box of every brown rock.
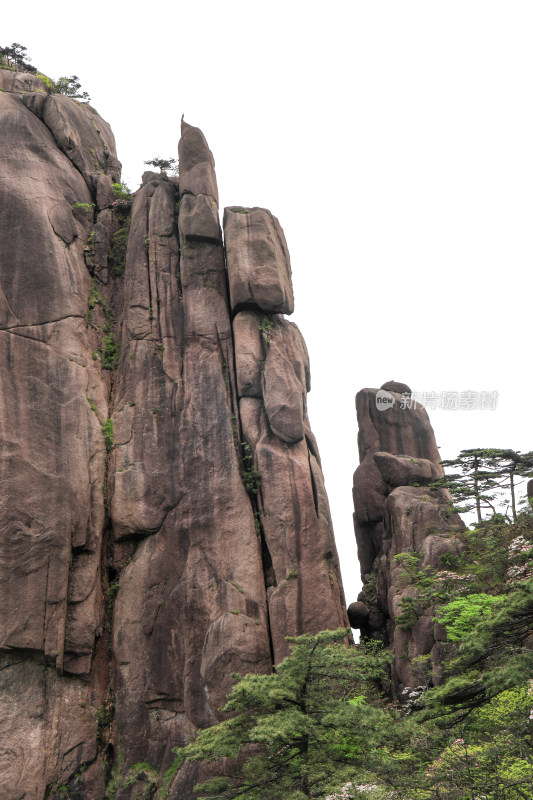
[381,380,411,396]
[23,92,121,190]
[95,173,116,210]
[0,92,349,798]
[347,601,370,628]
[179,192,221,244]
[353,387,445,575]
[355,387,443,465]
[234,310,265,397]
[178,119,218,202]
[240,397,348,662]
[261,317,309,443]
[352,383,465,696]
[0,69,50,94]
[108,151,275,780]
[373,452,440,487]
[0,79,109,793]
[224,206,294,314]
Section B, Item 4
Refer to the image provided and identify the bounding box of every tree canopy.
[160,509,533,800]
[432,448,533,522]
[54,75,90,101]
[0,42,36,72]
[144,157,178,173]
[161,630,399,800]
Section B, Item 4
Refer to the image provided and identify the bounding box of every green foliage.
[105,745,125,799]
[432,448,533,523]
[95,698,115,745]
[426,576,533,718]
[54,74,90,101]
[109,225,129,275]
[86,396,98,415]
[36,72,54,90]
[0,43,36,73]
[102,418,114,452]
[106,580,119,598]
[123,762,158,792]
[164,630,395,800]
[393,678,533,800]
[392,552,450,629]
[73,201,94,212]
[149,506,532,800]
[111,182,132,203]
[100,334,119,370]
[144,156,178,174]
[241,441,261,497]
[88,279,113,331]
[258,316,274,346]
[436,593,502,641]
[46,783,70,799]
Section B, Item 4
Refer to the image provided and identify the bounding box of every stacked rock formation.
[0,70,347,800]
[351,383,465,695]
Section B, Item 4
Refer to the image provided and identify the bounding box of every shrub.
[100,333,119,370]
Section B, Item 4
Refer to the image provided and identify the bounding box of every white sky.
[4,1,533,607]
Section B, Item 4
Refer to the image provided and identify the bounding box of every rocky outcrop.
[352,384,464,695]
[224,207,294,314]
[0,71,347,799]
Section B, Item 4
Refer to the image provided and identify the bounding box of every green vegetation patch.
[109,225,129,275]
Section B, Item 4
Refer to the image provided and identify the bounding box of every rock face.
[0,71,347,799]
[352,384,465,695]
[224,207,294,314]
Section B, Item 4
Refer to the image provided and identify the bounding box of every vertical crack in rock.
[0,70,349,799]
[351,382,466,696]
[226,206,348,665]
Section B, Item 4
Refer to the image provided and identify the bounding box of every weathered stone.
[374,452,440,487]
[0,89,106,667]
[178,120,218,202]
[23,92,121,190]
[352,383,465,696]
[355,388,443,464]
[233,312,310,444]
[224,206,294,314]
[347,601,370,628]
[0,653,98,800]
[179,192,221,244]
[234,310,265,397]
[0,86,349,798]
[353,387,445,576]
[261,318,309,443]
[381,380,411,395]
[240,397,347,662]
[95,173,115,210]
[0,69,50,94]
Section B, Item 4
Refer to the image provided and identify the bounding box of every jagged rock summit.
[352,383,465,694]
[0,73,348,799]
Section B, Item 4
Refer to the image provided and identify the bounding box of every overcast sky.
[4,1,533,607]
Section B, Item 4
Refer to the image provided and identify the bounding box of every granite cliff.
[351,382,465,696]
[0,69,348,799]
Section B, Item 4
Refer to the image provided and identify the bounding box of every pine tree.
[161,630,396,800]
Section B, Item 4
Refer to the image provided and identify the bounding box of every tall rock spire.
[225,206,347,662]
[352,383,464,695]
[0,78,348,799]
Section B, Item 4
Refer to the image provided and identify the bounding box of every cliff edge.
[0,70,348,799]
